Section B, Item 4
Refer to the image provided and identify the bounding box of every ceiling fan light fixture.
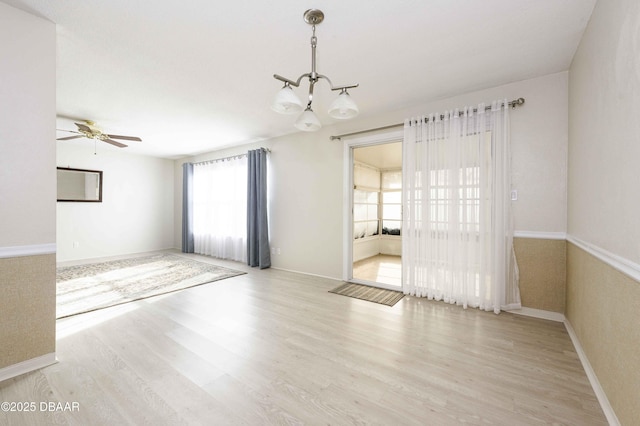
[271,83,303,114]
[56,120,142,148]
[328,89,359,119]
[294,107,322,132]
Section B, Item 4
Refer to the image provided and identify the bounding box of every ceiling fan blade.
[56,129,82,134]
[105,134,142,142]
[103,138,128,148]
[75,123,92,132]
[57,135,86,141]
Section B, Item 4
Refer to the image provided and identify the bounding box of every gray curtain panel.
[182,162,194,253]
[247,148,271,268]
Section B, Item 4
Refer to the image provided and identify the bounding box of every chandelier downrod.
[310,25,317,80]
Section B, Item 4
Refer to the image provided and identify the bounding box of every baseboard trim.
[564,320,620,426]
[513,231,567,240]
[0,353,57,383]
[567,234,640,283]
[271,267,340,282]
[0,243,56,259]
[507,307,565,322]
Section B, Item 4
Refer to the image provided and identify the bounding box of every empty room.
[1,0,638,424]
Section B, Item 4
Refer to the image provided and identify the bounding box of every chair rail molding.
[567,234,640,283]
[513,231,567,240]
[0,243,56,259]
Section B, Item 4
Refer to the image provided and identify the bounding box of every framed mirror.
[57,167,103,202]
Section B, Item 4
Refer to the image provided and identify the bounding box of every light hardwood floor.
[353,254,402,287]
[0,251,606,425]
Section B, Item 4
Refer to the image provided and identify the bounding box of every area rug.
[329,282,404,306]
[56,253,245,318]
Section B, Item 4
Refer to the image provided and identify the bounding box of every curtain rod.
[192,147,270,166]
[329,97,525,141]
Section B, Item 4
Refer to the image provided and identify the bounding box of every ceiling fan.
[57,120,142,148]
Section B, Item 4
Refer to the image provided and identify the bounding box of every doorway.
[343,133,403,290]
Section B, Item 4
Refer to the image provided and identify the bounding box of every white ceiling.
[355,142,403,170]
[6,0,595,159]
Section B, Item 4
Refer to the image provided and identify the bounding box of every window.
[381,170,402,236]
[353,189,379,239]
[193,157,247,261]
[353,165,404,239]
[402,107,520,311]
[353,163,381,239]
[422,133,490,236]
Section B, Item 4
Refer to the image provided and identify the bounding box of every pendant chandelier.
[271,9,359,132]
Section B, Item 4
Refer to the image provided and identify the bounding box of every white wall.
[353,238,380,263]
[175,72,569,279]
[380,237,402,256]
[568,0,640,264]
[353,237,402,262]
[57,143,175,262]
[0,2,56,248]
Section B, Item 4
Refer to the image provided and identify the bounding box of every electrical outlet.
[277,248,281,255]
[73,241,80,248]
[510,190,518,201]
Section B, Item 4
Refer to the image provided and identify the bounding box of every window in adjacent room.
[381,170,402,236]
[353,162,380,239]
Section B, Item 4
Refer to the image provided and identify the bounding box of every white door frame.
[342,129,404,289]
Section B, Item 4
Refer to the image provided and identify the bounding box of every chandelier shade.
[328,89,359,119]
[272,9,359,132]
[271,84,303,114]
[294,107,322,132]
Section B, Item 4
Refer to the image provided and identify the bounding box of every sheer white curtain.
[193,156,247,262]
[402,101,521,313]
